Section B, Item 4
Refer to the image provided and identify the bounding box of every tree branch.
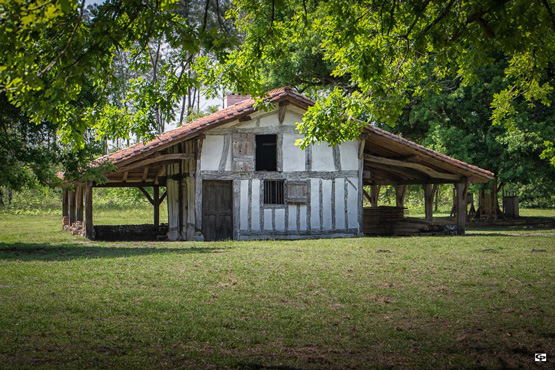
[422,0,456,34]
[37,1,85,77]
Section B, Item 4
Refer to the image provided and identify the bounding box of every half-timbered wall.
[195,105,362,240]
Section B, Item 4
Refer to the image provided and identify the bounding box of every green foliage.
[387,57,555,201]
[0,0,236,147]
[205,0,555,164]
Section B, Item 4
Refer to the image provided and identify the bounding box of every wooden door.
[202,180,233,241]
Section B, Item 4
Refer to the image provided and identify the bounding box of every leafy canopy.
[202,0,555,164]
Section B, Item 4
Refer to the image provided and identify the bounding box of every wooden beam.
[159,190,167,204]
[122,171,128,182]
[154,166,166,185]
[364,154,462,181]
[370,185,380,207]
[68,190,76,226]
[368,178,461,186]
[278,104,287,124]
[358,134,368,159]
[366,162,428,181]
[85,182,94,240]
[142,167,149,182]
[395,185,407,208]
[115,154,194,173]
[153,186,160,228]
[62,190,69,229]
[362,188,372,202]
[76,185,84,223]
[424,184,437,221]
[138,187,154,205]
[196,135,205,160]
[455,182,468,235]
[93,182,164,188]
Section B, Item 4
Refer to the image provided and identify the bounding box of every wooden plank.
[62,190,69,217]
[85,182,94,240]
[122,171,128,182]
[202,180,233,241]
[232,133,255,172]
[364,154,462,181]
[153,186,160,227]
[142,167,149,182]
[138,187,154,205]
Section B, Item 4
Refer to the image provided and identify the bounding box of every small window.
[256,134,277,171]
[264,180,284,204]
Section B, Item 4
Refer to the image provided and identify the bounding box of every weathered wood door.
[202,180,233,241]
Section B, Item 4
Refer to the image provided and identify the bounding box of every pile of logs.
[362,207,405,235]
[393,218,445,236]
[363,207,446,236]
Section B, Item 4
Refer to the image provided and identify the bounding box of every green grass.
[0,211,554,369]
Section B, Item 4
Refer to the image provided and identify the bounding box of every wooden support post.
[455,182,468,235]
[395,185,407,208]
[492,180,498,221]
[153,186,160,228]
[85,182,94,240]
[76,185,84,223]
[424,184,434,221]
[68,190,76,226]
[370,185,380,207]
[62,190,69,229]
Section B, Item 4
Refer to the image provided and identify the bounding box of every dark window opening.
[264,180,285,205]
[255,134,277,171]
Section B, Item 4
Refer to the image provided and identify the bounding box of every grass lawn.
[0,210,554,369]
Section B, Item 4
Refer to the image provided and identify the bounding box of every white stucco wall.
[282,133,306,172]
[200,135,224,171]
[311,143,334,171]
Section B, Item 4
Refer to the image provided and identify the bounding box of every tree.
[0,0,235,147]
[2,0,555,171]
[200,0,555,165]
[388,58,555,199]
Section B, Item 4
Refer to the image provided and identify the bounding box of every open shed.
[59,87,495,241]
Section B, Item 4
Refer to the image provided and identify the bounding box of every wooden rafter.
[115,153,194,173]
[142,167,149,181]
[154,166,166,185]
[364,154,461,181]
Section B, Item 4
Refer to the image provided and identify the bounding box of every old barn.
[61,87,494,241]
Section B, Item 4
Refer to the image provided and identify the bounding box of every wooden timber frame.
[360,126,495,235]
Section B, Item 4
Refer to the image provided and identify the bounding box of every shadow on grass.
[0,242,226,261]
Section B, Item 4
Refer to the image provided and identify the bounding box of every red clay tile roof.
[88,86,493,181]
[93,86,312,167]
